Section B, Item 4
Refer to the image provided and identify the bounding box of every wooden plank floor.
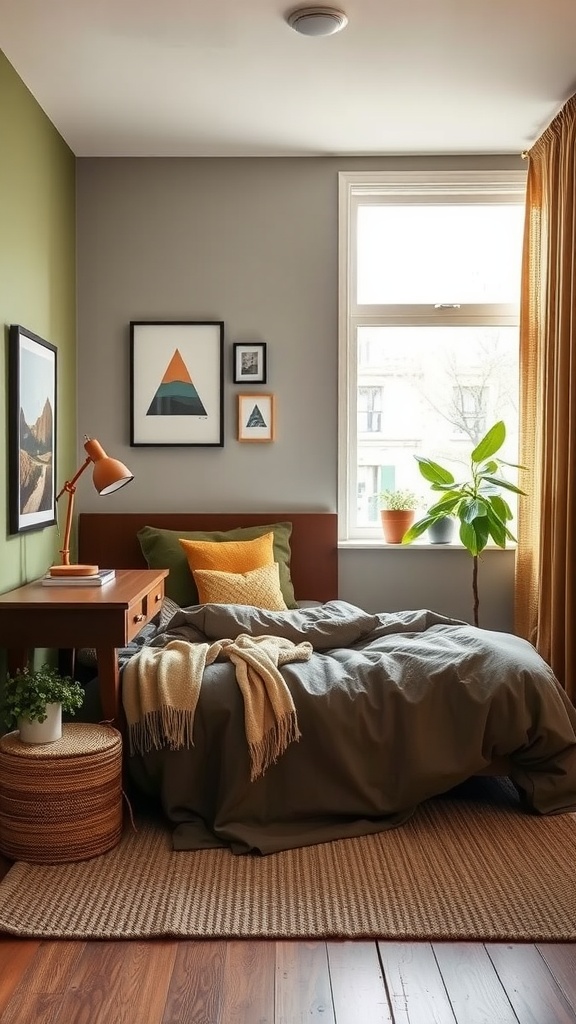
[2,858,576,1022]
[1,937,575,1023]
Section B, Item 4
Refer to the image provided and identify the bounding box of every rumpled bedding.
[120,600,576,854]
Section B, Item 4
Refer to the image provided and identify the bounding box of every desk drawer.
[127,580,165,640]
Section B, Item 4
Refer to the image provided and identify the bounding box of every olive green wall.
[0,51,76,607]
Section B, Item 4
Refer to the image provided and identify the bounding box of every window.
[338,170,527,539]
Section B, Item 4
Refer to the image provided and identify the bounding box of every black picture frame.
[232,342,267,384]
[8,325,57,535]
[130,321,224,447]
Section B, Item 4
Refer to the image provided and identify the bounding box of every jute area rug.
[0,780,575,941]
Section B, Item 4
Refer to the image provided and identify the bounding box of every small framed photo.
[130,321,224,447]
[8,325,57,535]
[238,393,275,443]
[233,342,267,384]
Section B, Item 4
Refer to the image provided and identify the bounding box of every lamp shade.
[84,439,134,495]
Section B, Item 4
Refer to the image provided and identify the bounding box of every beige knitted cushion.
[193,563,288,610]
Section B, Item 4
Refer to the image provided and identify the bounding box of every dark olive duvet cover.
[119,601,576,855]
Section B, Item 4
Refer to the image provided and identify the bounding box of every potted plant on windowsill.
[1,665,85,744]
[426,516,456,544]
[402,420,525,626]
[379,489,421,544]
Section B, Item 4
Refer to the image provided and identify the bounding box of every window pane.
[357,204,524,305]
[356,325,519,528]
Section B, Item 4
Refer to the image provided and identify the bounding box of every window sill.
[338,540,517,551]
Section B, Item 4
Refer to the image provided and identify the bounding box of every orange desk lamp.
[49,436,134,577]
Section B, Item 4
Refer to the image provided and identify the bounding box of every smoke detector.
[286,7,348,37]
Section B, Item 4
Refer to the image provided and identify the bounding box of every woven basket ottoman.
[0,722,123,863]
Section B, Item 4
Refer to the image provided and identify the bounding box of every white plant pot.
[17,703,63,744]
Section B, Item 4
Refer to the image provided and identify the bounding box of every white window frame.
[338,169,527,541]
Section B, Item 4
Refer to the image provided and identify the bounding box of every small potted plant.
[379,489,421,544]
[1,665,85,744]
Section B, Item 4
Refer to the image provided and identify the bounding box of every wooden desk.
[0,569,168,726]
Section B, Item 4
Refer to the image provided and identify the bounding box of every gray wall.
[76,155,523,631]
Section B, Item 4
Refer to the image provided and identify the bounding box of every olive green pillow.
[137,522,297,609]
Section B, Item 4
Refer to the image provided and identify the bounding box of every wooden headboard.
[78,512,338,603]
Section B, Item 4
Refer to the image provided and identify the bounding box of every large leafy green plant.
[402,421,525,626]
[1,665,84,730]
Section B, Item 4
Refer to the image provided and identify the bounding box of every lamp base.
[49,564,100,577]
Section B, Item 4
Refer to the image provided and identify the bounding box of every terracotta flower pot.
[380,510,415,544]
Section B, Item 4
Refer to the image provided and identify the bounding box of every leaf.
[482,474,526,496]
[461,497,488,523]
[486,499,517,544]
[459,519,479,555]
[499,458,528,470]
[427,494,461,516]
[473,516,491,553]
[489,494,511,523]
[485,506,507,547]
[402,516,436,543]
[414,457,455,486]
[477,480,501,496]
[471,421,506,464]
[431,480,468,493]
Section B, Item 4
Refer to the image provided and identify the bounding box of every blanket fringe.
[129,707,196,756]
[249,710,301,781]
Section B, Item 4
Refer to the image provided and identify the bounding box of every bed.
[77,511,576,855]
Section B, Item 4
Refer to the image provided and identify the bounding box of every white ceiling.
[1,0,575,157]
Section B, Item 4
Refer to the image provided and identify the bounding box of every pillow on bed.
[179,532,275,576]
[137,522,297,608]
[193,563,288,611]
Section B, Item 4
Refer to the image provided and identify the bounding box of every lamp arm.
[55,455,92,502]
[56,456,93,565]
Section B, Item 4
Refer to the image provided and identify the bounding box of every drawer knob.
[155,593,161,602]
[134,614,145,623]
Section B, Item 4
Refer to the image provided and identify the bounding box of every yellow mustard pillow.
[193,563,288,610]
[179,532,275,577]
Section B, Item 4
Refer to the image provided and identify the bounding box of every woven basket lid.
[0,723,121,760]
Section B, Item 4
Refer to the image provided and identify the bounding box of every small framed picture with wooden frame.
[238,393,275,442]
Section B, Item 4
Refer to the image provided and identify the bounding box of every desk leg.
[96,647,121,726]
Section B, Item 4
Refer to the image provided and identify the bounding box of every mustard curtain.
[515,94,576,700]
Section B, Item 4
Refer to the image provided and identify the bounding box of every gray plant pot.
[427,518,456,544]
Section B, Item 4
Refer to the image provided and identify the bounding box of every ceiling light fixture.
[286,6,348,37]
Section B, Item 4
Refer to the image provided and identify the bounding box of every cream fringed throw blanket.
[122,635,313,780]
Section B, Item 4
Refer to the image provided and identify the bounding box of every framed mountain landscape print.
[8,324,57,535]
[130,321,224,447]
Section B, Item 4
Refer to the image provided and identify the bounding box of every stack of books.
[41,569,116,587]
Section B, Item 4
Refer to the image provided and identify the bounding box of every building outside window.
[358,386,382,433]
[338,170,527,538]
